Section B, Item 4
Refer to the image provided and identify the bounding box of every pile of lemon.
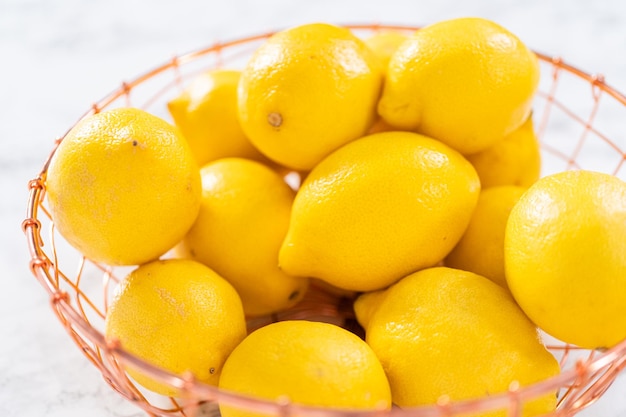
[45,17,626,417]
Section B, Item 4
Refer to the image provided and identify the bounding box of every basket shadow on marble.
[22,24,626,417]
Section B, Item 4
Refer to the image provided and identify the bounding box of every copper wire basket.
[22,24,626,417]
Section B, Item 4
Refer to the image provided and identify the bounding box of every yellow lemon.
[176,158,308,317]
[279,131,480,292]
[105,259,246,396]
[366,116,397,134]
[238,23,383,171]
[364,30,409,71]
[46,107,201,266]
[466,115,541,188]
[378,17,540,155]
[218,320,391,417]
[354,267,560,417]
[364,30,409,135]
[167,69,267,167]
[505,170,626,349]
[445,185,527,289]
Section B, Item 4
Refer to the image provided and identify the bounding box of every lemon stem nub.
[268,112,283,128]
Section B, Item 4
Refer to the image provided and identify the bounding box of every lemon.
[176,158,308,317]
[46,107,201,266]
[238,23,383,171]
[367,117,396,134]
[104,259,246,396]
[445,185,527,289]
[364,31,409,71]
[466,115,541,188]
[364,31,409,135]
[167,69,267,166]
[378,17,540,155]
[354,267,560,417]
[218,320,391,417]
[505,170,626,349]
[279,131,480,292]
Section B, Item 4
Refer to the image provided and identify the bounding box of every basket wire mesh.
[22,24,626,417]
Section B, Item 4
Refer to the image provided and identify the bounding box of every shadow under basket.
[23,24,626,417]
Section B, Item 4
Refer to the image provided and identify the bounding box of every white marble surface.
[2,0,626,416]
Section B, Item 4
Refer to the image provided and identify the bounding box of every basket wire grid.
[22,24,626,417]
